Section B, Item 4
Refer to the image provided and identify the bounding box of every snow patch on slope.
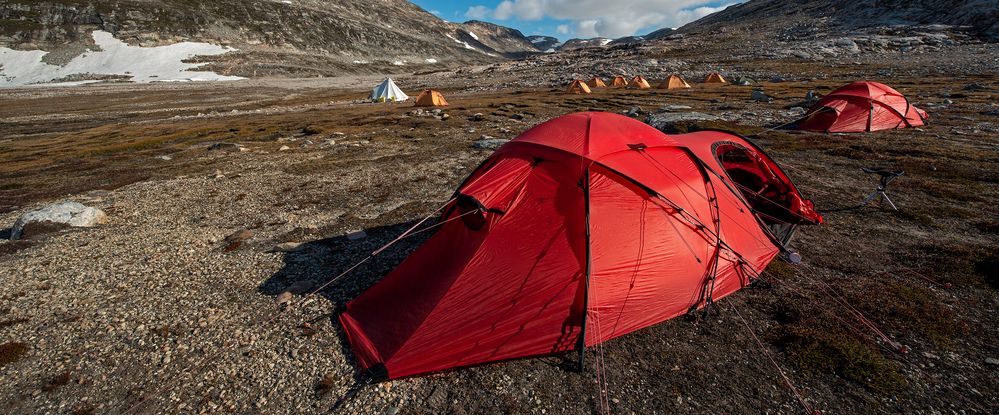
[0,30,244,87]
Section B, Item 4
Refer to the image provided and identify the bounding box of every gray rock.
[346,230,367,240]
[472,138,510,150]
[751,89,772,102]
[469,113,485,121]
[986,358,999,366]
[624,106,643,117]
[11,201,107,240]
[278,145,291,151]
[208,142,242,151]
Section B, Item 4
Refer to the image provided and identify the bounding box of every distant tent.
[339,112,823,380]
[371,78,409,102]
[567,80,592,94]
[629,76,651,89]
[414,89,449,107]
[659,75,691,90]
[610,76,628,87]
[704,72,727,84]
[797,81,928,133]
[589,77,607,88]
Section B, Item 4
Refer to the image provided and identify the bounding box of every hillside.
[0,0,527,82]
[461,20,544,58]
[681,0,999,39]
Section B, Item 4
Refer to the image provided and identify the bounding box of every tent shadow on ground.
[258,220,430,388]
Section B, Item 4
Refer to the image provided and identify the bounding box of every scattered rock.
[645,112,719,132]
[278,145,291,151]
[155,155,172,161]
[213,170,225,179]
[510,113,525,120]
[208,142,242,151]
[986,358,999,366]
[472,137,510,150]
[11,202,107,240]
[469,113,485,121]
[346,230,367,240]
[624,106,643,117]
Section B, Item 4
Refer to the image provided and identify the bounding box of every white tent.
[370,78,409,102]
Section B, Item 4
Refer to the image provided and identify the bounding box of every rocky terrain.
[1,1,998,414]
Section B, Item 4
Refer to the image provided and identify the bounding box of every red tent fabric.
[340,112,821,379]
[797,81,928,133]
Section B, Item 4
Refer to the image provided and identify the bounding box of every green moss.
[774,325,905,394]
[764,260,796,280]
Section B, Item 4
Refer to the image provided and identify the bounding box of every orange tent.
[567,80,592,94]
[589,77,607,88]
[704,72,727,84]
[658,75,691,90]
[630,76,651,89]
[414,89,449,107]
[610,76,628,87]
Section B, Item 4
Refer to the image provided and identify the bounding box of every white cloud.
[556,24,570,35]
[468,0,741,38]
[430,10,441,15]
[465,5,490,19]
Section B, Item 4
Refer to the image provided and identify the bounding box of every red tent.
[797,81,928,133]
[340,112,822,380]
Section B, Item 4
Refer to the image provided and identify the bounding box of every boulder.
[11,201,107,240]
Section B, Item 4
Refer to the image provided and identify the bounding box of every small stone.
[276,292,294,305]
[273,242,304,252]
[346,230,367,240]
[156,155,172,161]
[469,113,484,121]
[279,145,291,151]
[986,358,999,366]
[385,407,400,415]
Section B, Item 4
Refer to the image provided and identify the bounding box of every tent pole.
[576,165,593,372]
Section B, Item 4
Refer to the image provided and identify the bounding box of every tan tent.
[630,76,651,89]
[610,76,628,87]
[704,72,727,84]
[414,89,449,107]
[658,75,691,90]
[567,79,592,94]
[589,77,607,88]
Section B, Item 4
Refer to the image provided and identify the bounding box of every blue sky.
[411,0,740,40]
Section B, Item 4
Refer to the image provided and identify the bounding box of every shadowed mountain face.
[680,0,998,39]
[0,0,541,77]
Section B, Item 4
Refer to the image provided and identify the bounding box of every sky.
[410,0,741,40]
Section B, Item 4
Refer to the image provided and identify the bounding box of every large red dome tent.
[340,112,822,380]
[797,81,928,133]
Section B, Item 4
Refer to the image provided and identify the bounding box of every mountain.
[526,35,561,52]
[680,0,998,39]
[0,0,536,82]
[460,20,543,57]
[558,38,612,51]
